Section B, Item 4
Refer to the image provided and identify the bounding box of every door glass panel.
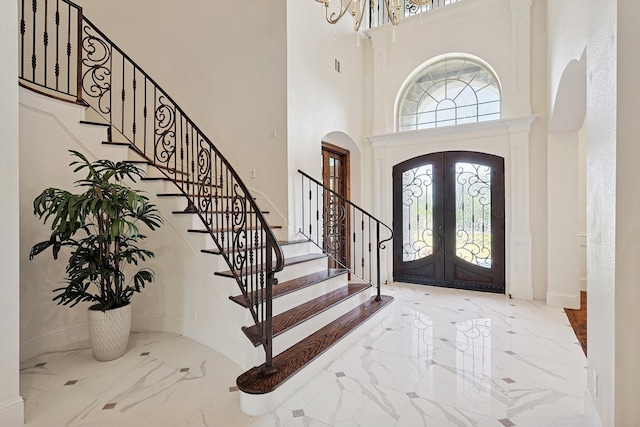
[455,162,491,267]
[402,164,434,262]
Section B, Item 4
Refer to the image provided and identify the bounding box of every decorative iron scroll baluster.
[18,4,284,375]
[298,170,393,295]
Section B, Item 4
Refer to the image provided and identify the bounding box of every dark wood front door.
[393,151,505,293]
[322,143,350,270]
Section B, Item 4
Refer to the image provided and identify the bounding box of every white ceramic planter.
[87,303,132,361]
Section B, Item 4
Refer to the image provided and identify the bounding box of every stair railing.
[298,170,393,300]
[17,0,284,374]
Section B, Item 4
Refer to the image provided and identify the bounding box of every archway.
[546,51,587,309]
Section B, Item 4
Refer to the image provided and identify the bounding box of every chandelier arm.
[352,0,368,31]
[383,0,401,26]
[326,0,355,25]
[409,0,432,5]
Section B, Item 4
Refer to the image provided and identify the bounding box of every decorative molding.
[584,389,603,427]
[368,115,537,148]
[0,397,24,427]
[20,324,89,363]
[546,291,580,309]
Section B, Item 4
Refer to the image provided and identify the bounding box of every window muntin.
[398,57,501,131]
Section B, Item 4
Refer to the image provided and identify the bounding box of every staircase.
[17,0,393,415]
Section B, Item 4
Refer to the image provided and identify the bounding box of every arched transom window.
[397,57,501,131]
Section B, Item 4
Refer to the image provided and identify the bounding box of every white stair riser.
[271,289,371,356]
[275,257,329,283]
[271,274,348,314]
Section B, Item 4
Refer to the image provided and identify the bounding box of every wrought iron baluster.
[66,1,70,93]
[143,76,147,154]
[368,216,372,282]
[32,0,37,82]
[43,0,48,87]
[75,4,81,101]
[376,221,382,301]
[121,55,125,135]
[54,0,58,90]
[20,0,25,78]
[132,66,136,146]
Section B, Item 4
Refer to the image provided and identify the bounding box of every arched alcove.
[546,50,587,309]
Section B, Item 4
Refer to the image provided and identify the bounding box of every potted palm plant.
[30,150,163,361]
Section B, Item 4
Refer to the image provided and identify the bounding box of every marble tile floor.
[20,282,587,427]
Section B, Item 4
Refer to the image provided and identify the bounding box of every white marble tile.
[510,333,587,366]
[324,345,429,393]
[21,285,588,427]
[510,316,580,343]
[299,375,411,427]
[507,386,585,426]
[507,354,587,398]
[414,362,510,419]
[396,397,506,427]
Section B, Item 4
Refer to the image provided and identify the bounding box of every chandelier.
[315,0,433,31]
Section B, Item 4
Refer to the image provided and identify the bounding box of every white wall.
[548,0,640,425]
[74,0,289,224]
[585,0,617,425]
[286,0,369,238]
[612,1,640,424]
[0,0,24,424]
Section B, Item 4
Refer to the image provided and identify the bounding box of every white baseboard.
[20,324,88,363]
[0,396,24,427]
[508,285,533,300]
[546,291,580,309]
[584,389,602,427]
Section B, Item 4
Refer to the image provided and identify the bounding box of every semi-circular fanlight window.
[397,57,501,131]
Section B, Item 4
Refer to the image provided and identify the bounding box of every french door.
[393,151,505,293]
[322,143,350,270]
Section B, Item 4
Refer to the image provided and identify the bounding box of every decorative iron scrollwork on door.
[454,162,492,268]
[401,164,434,262]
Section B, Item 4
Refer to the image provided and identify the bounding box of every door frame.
[321,142,350,270]
[392,150,505,293]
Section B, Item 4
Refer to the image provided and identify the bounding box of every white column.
[0,0,24,425]
[507,117,534,299]
[508,0,532,117]
[368,28,391,135]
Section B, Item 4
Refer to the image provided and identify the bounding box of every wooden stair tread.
[229,268,347,308]
[215,253,327,278]
[236,295,394,394]
[79,120,110,127]
[242,282,371,346]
